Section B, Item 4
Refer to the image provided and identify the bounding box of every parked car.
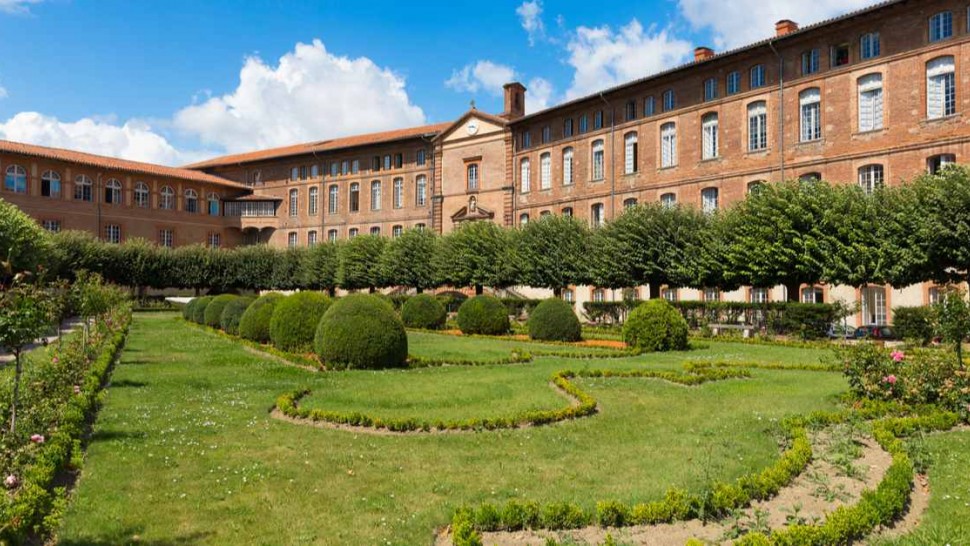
[853,325,896,340]
[827,323,856,340]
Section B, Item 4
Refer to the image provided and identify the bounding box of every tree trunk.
[328,287,336,298]
[648,282,661,300]
[553,286,562,298]
[786,282,801,303]
[475,285,483,296]
[10,351,21,433]
[369,287,376,294]
[416,287,424,294]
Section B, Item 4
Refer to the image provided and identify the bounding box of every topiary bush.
[892,306,936,345]
[456,295,511,336]
[400,293,447,330]
[269,291,332,352]
[204,294,238,328]
[189,296,213,324]
[182,298,197,320]
[623,300,689,352]
[238,293,284,343]
[527,298,582,342]
[220,296,254,335]
[314,294,408,369]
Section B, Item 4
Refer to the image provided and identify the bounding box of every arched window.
[927,154,956,174]
[590,203,605,227]
[929,11,953,42]
[328,229,338,242]
[858,74,884,132]
[748,101,768,152]
[415,175,427,206]
[349,182,360,212]
[307,231,318,246]
[701,114,718,160]
[519,213,529,226]
[208,193,220,216]
[308,186,318,215]
[623,198,638,209]
[858,164,884,195]
[71,175,89,202]
[747,180,767,195]
[184,189,198,213]
[701,187,719,214]
[592,288,606,302]
[4,165,26,194]
[562,147,574,186]
[328,185,339,213]
[540,210,551,217]
[370,226,381,236]
[289,189,300,216]
[660,193,676,208]
[927,56,956,119]
[540,153,551,190]
[393,178,404,209]
[625,100,636,121]
[591,140,605,180]
[159,185,174,209]
[520,158,531,193]
[41,170,61,198]
[288,232,298,248]
[467,163,479,190]
[799,172,822,183]
[349,228,359,238]
[562,206,573,217]
[660,123,677,168]
[799,88,821,142]
[104,179,122,205]
[134,182,149,208]
[370,180,382,211]
[624,132,638,174]
[392,225,403,238]
[562,289,575,303]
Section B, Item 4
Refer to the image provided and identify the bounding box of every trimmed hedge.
[623,300,689,352]
[401,293,447,330]
[892,306,935,345]
[220,296,254,335]
[203,294,237,328]
[189,296,213,324]
[238,292,285,343]
[181,298,197,320]
[527,298,581,342]
[457,295,510,336]
[314,294,408,369]
[269,291,332,352]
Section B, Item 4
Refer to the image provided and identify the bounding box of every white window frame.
[701,114,718,160]
[858,164,884,195]
[592,140,605,180]
[393,178,404,209]
[624,132,638,174]
[701,187,719,214]
[562,147,574,186]
[328,185,339,213]
[105,224,121,244]
[860,32,880,60]
[105,179,122,205]
[540,153,552,190]
[416,175,427,206]
[750,64,765,88]
[159,185,174,210]
[748,101,768,152]
[858,73,884,132]
[929,11,953,42]
[134,182,149,208]
[370,180,382,211]
[41,170,61,199]
[660,193,676,208]
[927,56,956,119]
[520,158,531,193]
[800,88,822,142]
[309,186,319,215]
[660,123,677,168]
[591,203,605,228]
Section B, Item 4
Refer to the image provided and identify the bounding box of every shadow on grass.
[89,429,147,443]
[109,379,148,388]
[59,528,213,546]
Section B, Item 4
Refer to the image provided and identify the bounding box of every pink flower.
[73,385,81,395]
[30,434,45,444]
[883,375,898,385]
[4,475,18,488]
[891,350,905,362]
[51,357,59,364]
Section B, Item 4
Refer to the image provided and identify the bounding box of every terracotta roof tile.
[183,122,452,170]
[0,139,248,189]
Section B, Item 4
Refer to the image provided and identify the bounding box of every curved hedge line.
[527,298,581,342]
[456,295,510,336]
[203,294,237,328]
[189,296,213,324]
[401,294,447,330]
[238,292,284,343]
[220,296,254,335]
[314,294,408,369]
[269,292,332,352]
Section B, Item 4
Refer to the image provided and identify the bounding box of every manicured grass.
[58,313,847,545]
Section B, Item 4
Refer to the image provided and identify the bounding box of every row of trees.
[7,166,970,299]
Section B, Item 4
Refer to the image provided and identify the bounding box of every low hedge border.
[451,402,959,546]
[408,352,534,368]
[1,305,132,543]
[180,318,321,370]
[409,328,638,359]
[689,334,839,351]
[682,360,842,373]
[273,366,751,434]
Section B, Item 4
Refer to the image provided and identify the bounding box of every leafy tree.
[0,197,52,284]
[435,221,517,295]
[379,228,439,293]
[232,244,278,291]
[337,235,386,292]
[270,246,307,290]
[904,167,970,286]
[935,287,970,367]
[301,242,340,295]
[0,277,55,433]
[49,230,108,282]
[515,215,591,296]
[821,183,892,288]
[170,244,211,294]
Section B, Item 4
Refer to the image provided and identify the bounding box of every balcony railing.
[223,201,278,217]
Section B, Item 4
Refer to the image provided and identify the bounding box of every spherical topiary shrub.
[204,294,238,328]
[456,295,510,336]
[400,294,447,330]
[182,298,198,320]
[220,296,254,335]
[238,293,285,343]
[189,296,213,324]
[527,298,582,342]
[622,299,689,352]
[314,294,408,369]
[269,292,332,352]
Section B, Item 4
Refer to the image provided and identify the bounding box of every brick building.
[2,0,968,325]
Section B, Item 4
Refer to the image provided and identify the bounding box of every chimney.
[503,82,527,121]
[694,47,715,62]
[775,19,799,37]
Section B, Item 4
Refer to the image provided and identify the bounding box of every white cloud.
[0,84,7,99]
[526,77,554,113]
[516,1,545,46]
[564,19,693,99]
[445,60,517,96]
[0,112,195,165]
[678,0,876,50]
[0,0,41,15]
[174,39,426,153]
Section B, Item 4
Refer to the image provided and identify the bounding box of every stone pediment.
[450,201,495,223]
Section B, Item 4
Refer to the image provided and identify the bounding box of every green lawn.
[58,313,848,545]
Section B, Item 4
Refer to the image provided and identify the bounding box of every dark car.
[853,325,896,340]
[827,323,856,340]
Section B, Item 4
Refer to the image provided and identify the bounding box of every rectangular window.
[592,141,605,180]
[726,72,740,95]
[929,11,953,42]
[521,131,532,149]
[299,165,308,180]
[624,133,638,174]
[625,101,636,121]
[416,176,427,206]
[288,232,297,248]
[562,148,574,186]
[579,114,588,133]
[416,149,426,166]
[393,179,404,208]
[41,219,61,233]
[208,233,221,249]
[372,156,381,171]
[750,65,765,88]
[800,89,822,142]
[748,101,768,151]
[858,74,884,132]
[927,57,956,119]
[159,229,174,248]
[341,160,349,175]
[105,224,121,244]
[701,115,718,160]
[328,229,338,242]
[309,187,319,215]
[540,154,551,190]
[328,185,338,214]
[860,33,880,60]
[701,188,719,214]
[351,160,360,174]
[590,203,605,228]
[290,167,299,181]
[594,110,603,130]
[662,90,675,111]
[563,118,574,137]
[541,126,551,143]
[802,49,820,75]
[289,189,298,217]
[704,78,718,101]
[831,44,850,67]
[660,124,677,168]
[520,159,531,193]
[394,153,403,168]
[380,155,389,170]
[308,231,317,246]
[644,96,656,116]
[330,163,339,177]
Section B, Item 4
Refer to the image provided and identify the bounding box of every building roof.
[0,139,248,189]
[231,192,283,202]
[433,109,509,142]
[183,122,453,170]
[512,0,905,124]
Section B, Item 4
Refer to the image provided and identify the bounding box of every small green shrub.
[622,300,689,352]
[182,298,198,320]
[189,296,213,324]
[314,294,408,369]
[220,296,254,335]
[204,294,237,328]
[527,298,581,342]
[457,295,510,336]
[892,306,935,345]
[400,293,447,329]
[269,292,332,352]
[238,293,284,343]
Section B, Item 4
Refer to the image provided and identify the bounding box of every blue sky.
[0,0,876,165]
